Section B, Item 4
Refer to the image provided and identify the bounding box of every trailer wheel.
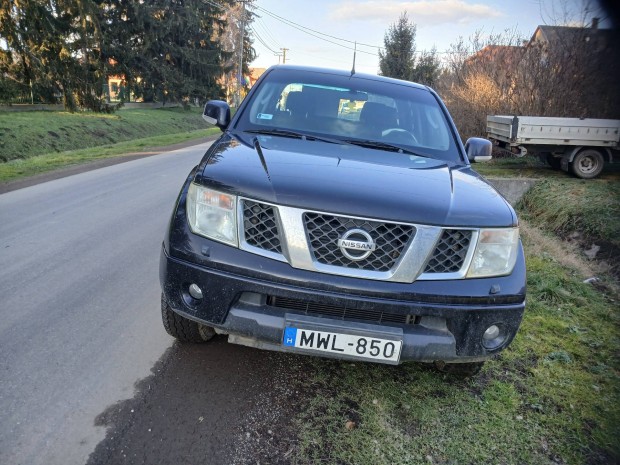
[570,149,604,179]
[545,153,561,170]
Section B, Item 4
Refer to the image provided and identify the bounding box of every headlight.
[186,183,238,246]
[466,228,519,278]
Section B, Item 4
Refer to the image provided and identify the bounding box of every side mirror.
[203,100,231,131]
[465,137,493,162]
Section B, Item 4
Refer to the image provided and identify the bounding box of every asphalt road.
[0,142,306,465]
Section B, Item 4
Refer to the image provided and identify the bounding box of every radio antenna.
[351,41,357,75]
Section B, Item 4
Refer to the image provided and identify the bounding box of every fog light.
[483,325,500,340]
[482,324,506,350]
[188,283,203,300]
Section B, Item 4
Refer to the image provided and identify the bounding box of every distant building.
[524,18,617,69]
[465,45,524,68]
[529,18,612,52]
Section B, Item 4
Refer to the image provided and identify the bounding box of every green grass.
[290,237,619,464]
[520,178,620,250]
[0,128,220,182]
[474,155,620,180]
[0,107,212,162]
[473,156,562,178]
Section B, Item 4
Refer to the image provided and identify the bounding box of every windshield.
[235,68,462,162]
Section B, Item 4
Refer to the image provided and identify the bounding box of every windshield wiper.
[244,128,348,146]
[245,128,306,138]
[342,139,432,158]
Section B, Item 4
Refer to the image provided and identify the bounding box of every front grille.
[242,200,282,254]
[268,296,411,325]
[424,229,472,273]
[304,213,415,272]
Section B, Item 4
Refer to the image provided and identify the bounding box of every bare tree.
[437,14,619,140]
[437,29,524,138]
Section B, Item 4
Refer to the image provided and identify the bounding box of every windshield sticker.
[257,113,273,120]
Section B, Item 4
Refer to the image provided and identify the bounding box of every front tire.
[570,149,604,179]
[161,294,215,343]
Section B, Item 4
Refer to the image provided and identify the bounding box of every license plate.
[282,327,402,363]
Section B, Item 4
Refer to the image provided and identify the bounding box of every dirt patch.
[520,222,601,280]
[87,339,317,465]
[229,354,317,465]
[562,231,620,282]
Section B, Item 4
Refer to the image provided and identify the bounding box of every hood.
[195,134,515,227]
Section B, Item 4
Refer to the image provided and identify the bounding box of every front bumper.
[160,244,526,364]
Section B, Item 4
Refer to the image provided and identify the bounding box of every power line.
[254,6,380,57]
[133,0,465,58]
[254,5,383,50]
[251,26,279,55]
[205,0,466,61]
[255,16,282,48]
[253,5,474,56]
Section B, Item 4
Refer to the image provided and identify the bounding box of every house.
[465,45,524,68]
[528,18,612,54]
[520,18,619,117]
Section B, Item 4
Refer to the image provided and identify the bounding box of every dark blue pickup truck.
[160,65,525,375]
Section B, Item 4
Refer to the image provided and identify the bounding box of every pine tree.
[379,12,440,87]
[1,0,250,110]
[102,0,235,105]
[1,0,109,111]
[379,12,416,81]
[411,48,441,87]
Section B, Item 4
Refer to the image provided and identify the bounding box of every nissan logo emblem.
[337,228,376,261]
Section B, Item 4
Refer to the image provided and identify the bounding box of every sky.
[249,0,609,74]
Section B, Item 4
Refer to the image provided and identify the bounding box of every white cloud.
[329,0,502,26]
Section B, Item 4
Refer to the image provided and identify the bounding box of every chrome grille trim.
[236,197,477,282]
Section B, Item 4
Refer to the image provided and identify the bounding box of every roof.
[465,45,524,65]
[264,64,429,91]
[530,25,614,52]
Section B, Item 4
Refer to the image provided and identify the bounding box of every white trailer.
[486,115,620,179]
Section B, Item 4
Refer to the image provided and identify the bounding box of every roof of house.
[465,45,525,65]
[530,24,614,51]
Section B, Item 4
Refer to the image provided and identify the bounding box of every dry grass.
[520,222,597,279]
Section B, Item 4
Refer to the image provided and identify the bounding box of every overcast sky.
[250,0,608,74]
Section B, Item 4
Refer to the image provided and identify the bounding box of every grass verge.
[519,178,620,252]
[0,128,219,183]
[0,107,211,162]
[288,226,619,464]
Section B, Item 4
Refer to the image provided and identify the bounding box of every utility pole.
[280,48,289,64]
[236,1,246,108]
[274,52,283,64]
